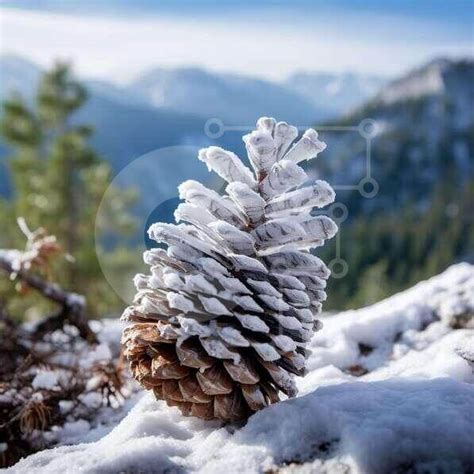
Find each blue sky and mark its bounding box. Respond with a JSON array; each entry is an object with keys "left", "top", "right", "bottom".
[{"left": 1, "top": 0, "right": 472, "bottom": 82}]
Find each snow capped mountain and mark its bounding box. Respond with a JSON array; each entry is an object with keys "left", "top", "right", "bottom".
[
  {"left": 377, "top": 57, "right": 469, "bottom": 105},
  {"left": 285, "top": 71, "right": 386, "bottom": 115},
  {"left": 9, "top": 263, "right": 474, "bottom": 473},
  {"left": 127, "top": 67, "right": 330, "bottom": 123},
  {"left": 371, "top": 57, "right": 474, "bottom": 149},
  {"left": 372, "top": 57, "right": 474, "bottom": 133},
  {"left": 313, "top": 57, "right": 474, "bottom": 215},
  {"left": 83, "top": 79, "right": 149, "bottom": 109}
]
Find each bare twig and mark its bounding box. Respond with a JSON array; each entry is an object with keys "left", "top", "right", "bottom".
[{"left": 0, "top": 253, "right": 97, "bottom": 343}]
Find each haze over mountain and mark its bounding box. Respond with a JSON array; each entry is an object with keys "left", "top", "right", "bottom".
[
  {"left": 1, "top": 55, "right": 472, "bottom": 223},
  {"left": 285, "top": 71, "right": 386, "bottom": 115},
  {"left": 0, "top": 55, "right": 388, "bottom": 125},
  {"left": 127, "top": 67, "right": 328, "bottom": 124},
  {"left": 0, "top": 54, "right": 390, "bottom": 203}
]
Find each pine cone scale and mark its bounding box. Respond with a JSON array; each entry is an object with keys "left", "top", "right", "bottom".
[{"left": 196, "top": 364, "right": 234, "bottom": 395}]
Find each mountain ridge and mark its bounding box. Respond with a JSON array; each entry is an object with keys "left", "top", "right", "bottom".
[
  {"left": 285, "top": 70, "right": 386, "bottom": 115},
  {"left": 127, "top": 65, "right": 328, "bottom": 123},
  {"left": 314, "top": 56, "right": 474, "bottom": 212}
]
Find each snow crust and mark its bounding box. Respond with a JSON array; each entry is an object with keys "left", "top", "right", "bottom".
[{"left": 9, "top": 264, "right": 474, "bottom": 474}]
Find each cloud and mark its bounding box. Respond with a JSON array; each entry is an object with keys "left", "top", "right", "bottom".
[{"left": 0, "top": 6, "right": 472, "bottom": 83}]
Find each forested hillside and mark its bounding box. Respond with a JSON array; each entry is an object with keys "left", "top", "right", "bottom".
[{"left": 316, "top": 58, "right": 474, "bottom": 308}]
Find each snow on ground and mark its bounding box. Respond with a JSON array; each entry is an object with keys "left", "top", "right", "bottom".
[{"left": 7, "top": 264, "right": 474, "bottom": 474}]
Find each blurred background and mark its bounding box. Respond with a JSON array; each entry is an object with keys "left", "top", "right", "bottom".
[{"left": 0, "top": 0, "right": 473, "bottom": 321}]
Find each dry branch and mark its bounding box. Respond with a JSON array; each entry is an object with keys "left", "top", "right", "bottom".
[{"left": 0, "top": 251, "right": 97, "bottom": 343}]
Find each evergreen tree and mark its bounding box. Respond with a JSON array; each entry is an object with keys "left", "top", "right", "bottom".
[
  {"left": 323, "top": 179, "right": 474, "bottom": 310},
  {"left": 0, "top": 62, "right": 138, "bottom": 318}
]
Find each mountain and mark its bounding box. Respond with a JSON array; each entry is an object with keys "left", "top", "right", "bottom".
[
  {"left": 127, "top": 67, "right": 330, "bottom": 124},
  {"left": 312, "top": 57, "right": 474, "bottom": 214},
  {"left": 83, "top": 79, "right": 149, "bottom": 110},
  {"left": 376, "top": 57, "right": 472, "bottom": 107},
  {"left": 285, "top": 71, "right": 386, "bottom": 116},
  {"left": 314, "top": 57, "right": 474, "bottom": 308},
  {"left": 0, "top": 55, "right": 375, "bottom": 216}
]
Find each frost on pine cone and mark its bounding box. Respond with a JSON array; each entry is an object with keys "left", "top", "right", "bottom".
[{"left": 121, "top": 117, "right": 338, "bottom": 421}]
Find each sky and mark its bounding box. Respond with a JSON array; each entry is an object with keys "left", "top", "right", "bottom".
[{"left": 0, "top": 0, "right": 473, "bottom": 83}]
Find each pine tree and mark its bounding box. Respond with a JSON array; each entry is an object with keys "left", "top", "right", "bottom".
[
  {"left": 122, "top": 117, "right": 337, "bottom": 421},
  {"left": 0, "top": 62, "right": 137, "bottom": 318}
]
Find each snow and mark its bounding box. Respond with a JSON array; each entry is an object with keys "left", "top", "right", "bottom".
[
  {"left": 58, "top": 400, "right": 74, "bottom": 415},
  {"left": 78, "top": 343, "right": 112, "bottom": 369},
  {"left": 177, "top": 180, "right": 246, "bottom": 228},
  {"left": 57, "top": 420, "right": 91, "bottom": 444},
  {"left": 235, "top": 314, "right": 269, "bottom": 333},
  {"left": 198, "top": 295, "right": 232, "bottom": 316},
  {"left": 8, "top": 264, "right": 474, "bottom": 473},
  {"left": 79, "top": 392, "right": 104, "bottom": 410},
  {"left": 198, "top": 147, "right": 256, "bottom": 189},
  {"left": 284, "top": 128, "right": 326, "bottom": 164},
  {"left": 226, "top": 182, "right": 265, "bottom": 225},
  {"left": 0, "top": 249, "right": 22, "bottom": 275},
  {"left": 200, "top": 337, "right": 240, "bottom": 364},
  {"left": 31, "top": 370, "right": 59, "bottom": 390},
  {"left": 265, "top": 180, "right": 335, "bottom": 217},
  {"left": 243, "top": 129, "right": 278, "bottom": 174},
  {"left": 260, "top": 159, "right": 307, "bottom": 199},
  {"left": 379, "top": 59, "right": 446, "bottom": 105}
]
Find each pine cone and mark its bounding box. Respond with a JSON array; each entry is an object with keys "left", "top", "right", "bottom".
[{"left": 121, "top": 117, "right": 338, "bottom": 421}]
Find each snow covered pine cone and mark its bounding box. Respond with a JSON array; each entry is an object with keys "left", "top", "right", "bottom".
[{"left": 121, "top": 117, "right": 338, "bottom": 421}]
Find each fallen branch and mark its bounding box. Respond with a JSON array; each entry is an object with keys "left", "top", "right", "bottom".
[{"left": 0, "top": 251, "right": 97, "bottom": 343}]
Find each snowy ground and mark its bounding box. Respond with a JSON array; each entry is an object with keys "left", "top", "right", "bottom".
[{"left": 7, "top": 264, "right": 474, "bottom": 474}]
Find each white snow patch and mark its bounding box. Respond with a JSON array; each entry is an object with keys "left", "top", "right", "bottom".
[
  {"left": 79, "top": 343, "right": 112, "bottom": 369},
  {"left": 79, "top": 392, "right": 104, "bottom": 410},
  {"left": 31, "top": 370, "right": 59, "bottom": 390}
]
